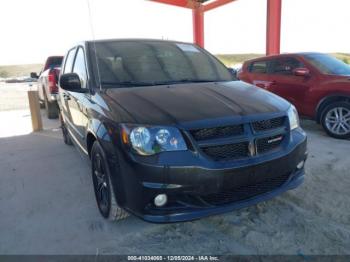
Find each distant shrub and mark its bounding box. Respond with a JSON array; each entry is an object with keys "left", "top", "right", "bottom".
[
  {"left": 342, "top": 58, "right": 349, "bottom": 64},
  {"left": 0, "top": 70, "right": 9, "bottom": 78},
  {"left": 216, "top": 54, "right": 263, "bottom": 67}
]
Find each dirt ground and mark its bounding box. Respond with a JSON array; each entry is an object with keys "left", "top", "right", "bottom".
[{"left": 0, "top": 83, "right": 349, "bottom": 255}]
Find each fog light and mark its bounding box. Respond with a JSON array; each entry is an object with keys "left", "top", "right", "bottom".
[
  {"left": 154, "top": 194, "right": 167, "bottom": 207},
  {"left": 297, "top": 160, "right": 305, "bottom": 169}
]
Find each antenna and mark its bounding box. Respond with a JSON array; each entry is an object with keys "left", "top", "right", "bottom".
[{"left": 86, "top": 0, "right": 102, "bottom": 91}]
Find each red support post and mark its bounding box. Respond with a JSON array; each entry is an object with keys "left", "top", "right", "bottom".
[
  {"left": 266, "top": 0, "right": 282, "bottom": 55},
  {"left": 150, "top": 0, "right": 236, "bottom": 48},
  {"left": 193, "top": 7, "right": 204, "bottom": 47}
]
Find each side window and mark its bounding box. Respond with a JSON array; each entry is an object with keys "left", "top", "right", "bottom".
[
  {"left": 250, "top": 61, "right": 268, "bottom": 74},
  {"left": 72, "top": 48, "right": 88, "bottom": 88},
  {"left": 270, "top": 58, "right": 304, "bottom": 75},
  {"left": 63, "top": 48, "right": 76, "bottom": 74}
]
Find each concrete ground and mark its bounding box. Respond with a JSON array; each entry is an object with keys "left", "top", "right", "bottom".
[{"left": 0, "top": 83, "right": 349, "bottom": 255}]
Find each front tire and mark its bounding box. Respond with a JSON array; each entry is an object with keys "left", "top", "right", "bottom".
[
  {"left": 321, "top": 101, "right": 350, "bottom": 139},
  {"left": 91, "top": 141, "right": 128, "bottom": 221}
]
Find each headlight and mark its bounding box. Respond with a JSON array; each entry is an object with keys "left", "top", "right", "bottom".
[
  {"left": 287, "top": 105, "right": 300, "bottom": 130},
  {"left": 121, "top": 124, "right": 187, "bottom": 156}
]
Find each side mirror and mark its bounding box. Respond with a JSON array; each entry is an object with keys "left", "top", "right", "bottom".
[
  {"left": 228, "top": 67, "right": 240, "bottom": 80},
  {"left": 228, "top": 68, "right": 237, "bottom": 77},
  {"left": 30, "top": 72, "right": 39, "bottom": 79},
  {"left": 293, "top": 68, "right": 310, "bottom": 77},
  {"left": 59, "top": 73, "right": 86, "bottom": 93}
]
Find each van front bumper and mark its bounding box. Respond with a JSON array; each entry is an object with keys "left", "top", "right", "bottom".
[{"left": 116, "top": 128, "right": 307, "bottom": 223}]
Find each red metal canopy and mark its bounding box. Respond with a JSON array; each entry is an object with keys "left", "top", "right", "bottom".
[{"left": 149, "top": 0, "right": 282, "bottom": 55}]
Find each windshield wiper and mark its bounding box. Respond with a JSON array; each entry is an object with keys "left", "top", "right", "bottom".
[
  {"left": 101, "top": 81, "right": 155, "bottom": 87},
  {"left": 101, "top": 79, "right": 228, "bottom": 88},
  {"left": 152, "top": 79, "right": 224, "bottom": 85}
]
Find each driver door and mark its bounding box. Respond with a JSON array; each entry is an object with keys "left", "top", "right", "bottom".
[{"left": 266, "top": 57, "right": 311, "bottom": 114}]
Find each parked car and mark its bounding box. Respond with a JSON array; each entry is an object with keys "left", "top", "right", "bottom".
[
  {"left": 5, "top": 78, "right": 22, "bottom": 83},
  {"left": 58, "top": 39, "right": 307, "bottom": 223},
  {"left": 31, "top": 56, "right": 63, "bottom": 119},
  {"left": 239, "top": 53, "right": 350, "bottom": 139},
  {"left": 4, "top": 76, "right": 37, "bottom": 83},
  {"left": 230, "top": 63, "right": 243, "bottom": 79}
]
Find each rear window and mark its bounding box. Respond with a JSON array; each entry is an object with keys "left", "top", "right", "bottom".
[
  {"left": 250, "top": 61, "right": 267, "bottom": 73},
  {"left": 45, "top": 57, "right": 63, "bottom": 70}
]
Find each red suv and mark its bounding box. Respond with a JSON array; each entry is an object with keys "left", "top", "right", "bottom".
[{"left": 239, "top": 53, "right": 350, "bottom": 139}]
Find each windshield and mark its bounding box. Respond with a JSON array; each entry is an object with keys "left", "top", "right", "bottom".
[
  {"left": 89, "top": 40, "right": 235, "bottom": 87},
  {"left": 303, "top": 53, "right": 350, "bottom": 76}
]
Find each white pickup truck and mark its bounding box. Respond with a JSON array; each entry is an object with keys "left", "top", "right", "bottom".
[{"left": 31, "top": 56, "right": 63, "bottom": 119}]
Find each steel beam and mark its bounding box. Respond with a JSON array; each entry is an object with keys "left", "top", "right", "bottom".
[
  {"left": 149, "top": 0, "right": 199, "bottom": 9},
  {"left": 202, "top": 0, "right": 235, "bottom": 12},
  {"left": 150, "top": 0, "right": 239, "bottom": 48}
]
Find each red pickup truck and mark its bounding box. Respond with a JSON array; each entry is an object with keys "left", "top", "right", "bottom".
[{"left": 31, "top": 56, "right": 63, "bottom": 119}]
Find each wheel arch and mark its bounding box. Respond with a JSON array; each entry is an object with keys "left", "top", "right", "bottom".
[
  {"left": 315, "top": 94, "right": 350, "bottom": 123},
  {"left": 85, "top": 119, "right": 127, "bottom": 206},
  {"left": 86, "top": 132, "right": 96, "bottom": 158}
]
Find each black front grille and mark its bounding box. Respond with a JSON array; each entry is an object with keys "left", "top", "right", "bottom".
[
  {"left": 252, "top": 116, "right": 285, "bottom": 132},
  {"left": 200, "top": 172, "right": 290, "bottom": 205},
  {"left": 189, "top": 116, "right": 287, "bottom": 162},
  {"left": 190, "top": 125, "right": 244, "bottom": 141},
  {"left": 257, "top": 134, "right": 284, "bottom": 154},
  {"left": 201, "top": 142, "right": 249, "bottom": 161}
]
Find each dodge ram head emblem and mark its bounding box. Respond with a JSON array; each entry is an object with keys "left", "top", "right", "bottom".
[{"left": 248, "top": 141, "right": 256, "bottom": 156}]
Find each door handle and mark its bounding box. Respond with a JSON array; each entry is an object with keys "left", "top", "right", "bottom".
[
  {"left": 256, "top": 83, "right": 265, "bottom": 89},
  {"left": 63, "top": 93, "right": 71, "bottom": 101}
]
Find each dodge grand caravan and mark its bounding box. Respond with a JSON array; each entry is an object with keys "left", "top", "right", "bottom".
[{"left": 58, "top": 39, "right": 307, "bottom": 223}]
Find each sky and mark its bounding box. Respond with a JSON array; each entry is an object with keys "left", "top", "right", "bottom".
[{"left": 0, "top": 0, "right": 349, "bottom": 65}]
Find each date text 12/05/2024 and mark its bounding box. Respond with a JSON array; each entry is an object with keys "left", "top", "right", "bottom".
[{"left": 127, "top": 256, "right": 219, "bottom": 261}]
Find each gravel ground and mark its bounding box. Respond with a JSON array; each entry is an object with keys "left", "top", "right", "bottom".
[
  {"left": 0, "top": 83, "right": 349, "bottom": 255},
  {"left": 0, "top": 82, "right": 35, "bottom": 111}
]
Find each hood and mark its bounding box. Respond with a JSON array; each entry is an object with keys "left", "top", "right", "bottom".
[{"left": 105, "top": 81, "right": 290, "bottom": 126}]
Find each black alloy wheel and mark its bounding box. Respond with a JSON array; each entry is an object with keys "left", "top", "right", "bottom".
[
  {"left": 92, "top": 151, "right": 111, "bottom": 217},
  {"left": 91, "top": 141, "right": 128, "bottom": 221}
]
